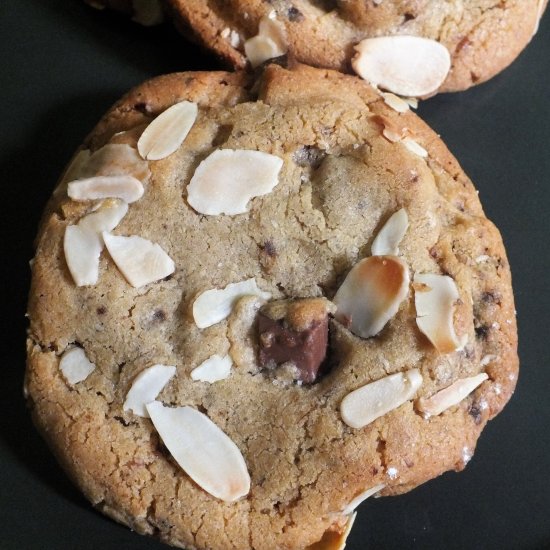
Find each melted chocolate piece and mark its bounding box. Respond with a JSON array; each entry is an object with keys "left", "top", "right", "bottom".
[{"left": 258, "top": 298, "right": 331, "bottom": 383}]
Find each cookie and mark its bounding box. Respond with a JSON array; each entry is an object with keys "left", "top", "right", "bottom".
[
  {"left": 165, "top": 0, "right": 547, "bottom": 94},
  {"left": 25, "top": 63, "right": 518, "bottom": 549}
]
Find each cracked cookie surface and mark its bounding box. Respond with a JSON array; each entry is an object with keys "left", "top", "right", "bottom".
[{"left": 26, "top": 64, "right": 517, "bottom": 549}]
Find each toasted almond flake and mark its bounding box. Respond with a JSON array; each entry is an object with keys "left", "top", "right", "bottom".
[
  {"left": 103, "top": 232, "right": 175, "bottom": 288},
  {"left": 382, "top": 92, "right": 409, "bottom": 113},
  {"left": 307, "top": 513, "right": 357, "bottom": 550},
  {"left": 132, "top": 0, "right": 164, "bottom": 26},
  {"left": 68, "top": 175, "right": 144, "bottom": 203},
  {"left": 404, "top": 97, "right": 418, "bottom": 109},
  {"left": 414, "top": 273, "right": 460, "bottom": 353},
  {"left": 382, "top": 127, "right": 403, "bottom": 143},
  {"left": 123, "top": 364, "right": 176, "bottom": 417},
  {"left": 193, "top": 278, "right": 271, "bottom": 329},
  {"left": 341, "top": 484, "right": 385, "bottom": 515},
  {"left": 59, "top": 347, "right": 95, "bottom": 385},
  {"left": 64, "top": 225, "right": 103, "bottom": 286},
  {"left": 146, "top": 402, "right": 250, "bottom": 502},
  {"left": 334, "top": 256, "right": 410, "bottom": 339},
  {"left": 341, "top": 369, "right": 422, "bottom": 429},
  {"left": 191, "top": 354, "right": 232, "bottom": 383},
  {"left": 417, "top": 373, "right": 488, "bottom": 417},
  {"left": 402, "top": 137, "right": 428, "bottom": 158},
  {"left": 187, "top": 149, "right": 283, "bottom": 216},
  {"left": 78, "top": 199, "right": 128, "bottom": 235},
  {"left": 371, "top": 209, "right": 408, "bottom": 256},
  {"left": 352, "top": 36, "right": 451, "bottom": 97},
  {"left": 244, "top": 15, "right": 287, "bottom": 67},
  {"left": 138, "top": 101, "right": 198, "bottom": 161},
  {"left": 76, "top": 143, "right": 150, "bottom": 182}
]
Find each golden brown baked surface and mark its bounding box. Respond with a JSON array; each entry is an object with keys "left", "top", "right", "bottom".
[{"left": 26, "top": 64, "right": 517, "bottom": 549}]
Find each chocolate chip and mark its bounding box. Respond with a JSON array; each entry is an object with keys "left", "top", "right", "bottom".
[
  {"left": 153, "top": 309, "right": 166, "bottom": 322},
  {"left": 260, "top": 240, "right": 278, "bottom": 273},
  {"left": 258, "top": 298, "right": 332, "bottom": 383},
  {"left": 134, "top": 101, "right": 153, "bottom": 114},
  {"left": 469, "top": 403, "right": 483, "bottom": 425},
  {"left": 481, "top": 291, "right": 501, "bottom": 305},
  {"left": 96, "top": 306, "right": 107, "bottom": 315},
  {"left": 475, "top": 324, "right": 490, "bottom": 340},
  {"left": 287, "top": 6, "right": 304, "bottom": 21},
  {"left": 262, "top": 240, "right": 277, "bottom": 257},
  {"left": 293, "top": 145, "right": 326, "bottom": 168}
]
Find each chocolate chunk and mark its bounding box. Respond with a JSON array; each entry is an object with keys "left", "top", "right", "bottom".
[
  {"left": 258, "top": 298, "right": 334, "bottom": 383},
  {"left": 292, "top": 145, "right": 326, "bottom": 168},
  {"left": 475, "top": 324, "right": 490, "bottom": 340},
  {"left": 469, "top": 403, "right": 483, "bottom": 425},
  {"left": 287, "top": 6, "right": 304, "bottom": 21}
]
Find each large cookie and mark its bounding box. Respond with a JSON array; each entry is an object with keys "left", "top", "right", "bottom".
[
  {"left": 165, "top": 0, "right": 546, "bottom": 94},
  {"left": 26, "top": 64, "right": 518, "bottom": 549}
]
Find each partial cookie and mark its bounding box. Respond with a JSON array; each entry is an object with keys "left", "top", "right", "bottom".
[
  {"left": 26, "top": 64, "right": 518, "bottom": 549},
  {"left": 166, "top": 0, "right": 547, "bottom": 94}
]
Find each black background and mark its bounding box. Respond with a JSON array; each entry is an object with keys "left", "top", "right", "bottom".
[{"left": 2, "top": 2, "right": 549, "bottom": 549}]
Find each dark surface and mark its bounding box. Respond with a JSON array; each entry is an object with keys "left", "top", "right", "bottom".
[{"left": 1, "top": 1, "right": 549, "bottom": 549}]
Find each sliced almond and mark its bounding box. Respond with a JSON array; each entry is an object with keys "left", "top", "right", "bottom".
[
  {"left": 77, "top": 143, "right": 150, "bottom": 182},
  {"left": 123, "top": 364, "right": 176, "bottom": 418},
  {"left": 371, "top": 114, "right": 409, "bottom": 143},
  {"left": 341, "top": 483, "right": 385, "bottom": 515},
  {"left": 307, "top": 512, "right": 357, "bottom": 550},
  {"left": 64, "top": 225, "right": 103, "bottom": 286},
  {"left": 371, "top": 209, "right": 409, "bottom": 256},
  {"left": 414, "top": 273, "right": 460, "bottom": 353},
  {"left": 381, "top": 92, "right": 409, "bottom": 113},
  {"left": 68, "top": 175, "right": 144, "bottom": 203},
  {"left": 103, "top": 232, "right": 175, "bottom": 288},
  {"left": 402, "top": 137, "right": 428, "bottom": 158},
  {"left": 78, "top": 199, "right": 128, "bottom": 235},
  {"left": 244, "top": 15, "right": 287, "bottom": 68},
  {"left": 352, "top": 36, "right": 451, "bottom": 97},
  {"left": 340, "top": 369, "right": 422, "bottom": 429},
  {"left": 334, "top": 256, "right": 410, "bottom": 339},
  {"left": 191, "top": 354, "right": 232, "bottom": 383},
  {"left": 187, "top": 149, "right": 283, "bottom": 215},
  {"left": 59, "top": 347, "right": 95, "bottom": 385},
  {"left": 416, "top": 373, "right": 488, "bottom": 417},
  {"left": 193, "top": 278, "right": 271, "bottom": 329},
  {"left": 64, "top": 201, "right": 128, "bottom": 287},
  {"left": 146, "top": 402, "right": 250, "bottom": 502},
  {"left": 137, "top": 101, "right": 198, "bottom": 161}
]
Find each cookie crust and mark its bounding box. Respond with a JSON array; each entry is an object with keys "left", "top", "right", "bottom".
[{"left": 26, "top": 64, "right": 518, "bottom": 549}]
